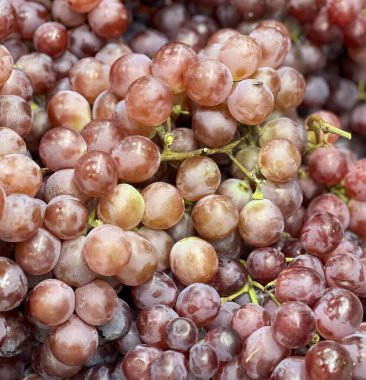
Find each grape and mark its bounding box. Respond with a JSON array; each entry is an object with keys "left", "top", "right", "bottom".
[
  {"left": 69, "top": 24, "right": 104, "bottom": 58},
  {"left": 271, "top": 301, "right": 316, "bottom": 349},
  {"left": 67, "top": 0, "right": 101, "bottom": 13},
  {"left": 131, "top": 271, "right": 178, "bottom": 309},
  {"left": 207, "top": 28, "right": 239, "bottom": 45},
  {"left": 51, "top": 0, "right": 86, "bottom": 28},
  {"left": 325, "top": 254, "right": 364, "bottom": 292},
  {"left": 0, "top": 258, "right": 28, "bottom": 312},
  {"left": 313, "top": 288, "right": 363, "bottom": 340},
  {"left": 0, "top": 68, "right": 33, "bottom": 102},
  {"left": 131, "top": 29, "right": 169, "bottom": 59},
  {"left": 137, "top": 227, "right": 174, "bottom": 271},
  {"left": 176, "top": 156, "right": 221, "bottom": 201},
  {"left": 208, "top": 258, "right": 247, "bottom": 297},
  {"left": 115, "top": 322, "right": 141, "bottom": 355},
  {"left": 356, "top": 258, "right": 366, "bottom": 298},
  {"left": 349, "top": 199, "right": 366, "bottom": 239},
  {"left": 81, "top": 119, "right": 122, "bottom": 153},
  {"left": 92, "top": 91, "right": 120, "bottom": 119},
  {"left": 241, "top": 326, "right": 290, "bottom": 380},
  {"left": 251, "top": 66, "right": 281, "bottom": 96},
  {"left": 33, "top": 22, "right": 68, "bottom": 58},
  {"left": 47, "top": 90, "right": 91, "bottom": 131},
  {"left": 69, "top": 58, "right": 109, "bottom": 104},
  {"left": 214, "top": 357, "right": 250, "bottom": 380},
  {"left": 97, "top": 298, "right": 131, "bottom": 341},
  {"left": 0, "top": 95, "right": 32, "bottom": 138},
  {"left": 350, "top": 103, "right": 366, "bottom": 136},
  {"left": 125, "top": 75, "right": 173, "bottom": 126},
  {"left": 305, "top": 340, "right": 352, "bottom": 380},
  {"left": 167, "top": 212, "right": 195, "bottom": 242},
  {"left": 15, "top": 228, "right": 61, "bottom": 276},
  {"left": 184, "top": 59, "right": 233, "bottom": 106},
  {"left": 121, "top": 344, "right": 162, "bottom": 380},
  {"left": 227, "top": 79, "right": 274, "bottom": 125},
  {"left": 0, "top": 45, "right": 13, "bottom": 86},
  {"left": 340, "top": 333, "right": 366, "bottom": 380},
  {"left": 189, "top": 342, "right": 219, "bottom": 379},
  {"left": 136, "top": 304, "right": 178, "bottom": 348},
  {"left": 87, "top": 0, "right": 128, "bottom": 38},
  {"left": 52, "top": 50, "right": 78, "bottom": 80},
  {"left": 288, "top": 0, "right": 323, "bottom": 22},
  {"left": 192, "top": 104, "right": 237, "bottom": 148},
  {"left": 73, "top": 151, "right": 118, "bottom": 197},
  {"left": 288, "top": 254, "right": 325, "bottom": 280},
  {"left": 44, "top": 195, "right": 88, "bottom": 240},
  {"left": 16, "top": 52, "right": 56, "bottom": 94},
  {"left": 230, "top": 304, "right": 270, "bottom": 341},
  {"left": 112, "top": 100, "right": 156, "bottom": 139},
  {"left": 343, "top": 15, "right": 366, "bottom": 48},
  {"left": 238, "top": 199, "right": 284, "bottom": 247},
  {"left": 111, "top": 136, "right": 161, "bottom": 183},
  {"left": 17, "top": 1, "right": 50, "bottom": 40},
  {"left": 275, "top": 267, "right": 325, "bottom": 306},
  {"left": 259, "top": 138, "right": 301, "bottom": 183},
  {"left": 48, "top": 314, "right": 98, "bottom": 366},
  {"left": 54, "top": 237, "right": 96, "bottom": 287},
  {"left": 0, "top": 310, "right": 31, "bottom": 357},
  {"left": 141, "top": 182, "right": 185, "bottom": 230},
  {"left": 249, "top": 25, "right": 289, "bottom": 68},
  {"left": 192, "top": 195, "right": 239, "bottom": 240},
  {"left": 83, "top": 224, "right": 132, "bottom": 277},
  {"left": 115, "top": 231, "right": 158, "bottom": 286},
  {"left": 42, "top": 339, "right": 82, "bottom": 378},
  {"left": 323, "top": 237, "right": 363, "bottom": 264},
  {"left": 75, "top": 279, "right": 118, "bottom": 326},
  {"left": 97, "top": 183, "right": 145, "bottom": 231},
  {"left": 246, "top": 247, "right": 286, "bottom": 284},
  {"left": 345, "top": 160, "right": 366, "bottom": 201},
  {"left": 217, "top": 178, "right": 253, "bottom": 211},
  {"left": 0, "top": 154, "right": 42, "bottom": 197},
  {"left": 270, "top": 357, "right": 307, "bottom": 380},
  {"left": 109, "top": 53, "right": 151, "bottom": 98},
  {"left": 170, "top": 237, "right": 218, "bottom": 285},
  {"left": 259, "top": 117, "right": 308, "bottom": 156},
  {"left": 218, "top": 34, "right": 261, "bottom": 80},
  {"left": 175, "top": 283, "right": 220, "bottom": 327},
  {"left": 165, "top": 317, "right": 198, "bottom": 352},
  {"left": 308, "top": 147, "right": 347, "bottom": 186},
  {"left": 261, "top": 179, "right": 303, "bottom": 218},
  {"left": 150, "top": 350, "right": 189, "bottom": 380},
  {"left": 44, "top": 169, "right": 89, "bottom": 204},
  {"left": 306, "top": 193, "right": 350, "bottom": 229},
  {"left": 0, "top": 194, "right": 42, "bottom": 243},
  {"left": 0, "top": 0, "right": 17, "bottom": 40},
  {"left": 300, "top": 212, "right": 343, "bottom": 257},
  {"left": 204, "top": 327, "right": 242, "bottom": 362},
  {"left": 28, "top": 279, "right": 75, "bottom": 327},
  {"left": 152, "top": 42, "right": 198, "bottom": 94}
]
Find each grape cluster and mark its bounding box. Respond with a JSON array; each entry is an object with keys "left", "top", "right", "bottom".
[{"left": 0, "top": 0, "right": 366, "bottom": 379}]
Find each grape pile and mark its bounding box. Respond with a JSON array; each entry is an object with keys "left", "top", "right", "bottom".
[{"left": 0, "top": 0, "right": 366, "bottom": 379}]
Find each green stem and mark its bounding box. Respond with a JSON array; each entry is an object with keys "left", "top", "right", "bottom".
[
  {"left": 220, "top": 282, "right": 250, "bottom": 303},
  {"left": 160, "top": 136, "right": 246, "bottom": 161},
  {"left": 286, "top": 257, "right": 294, "bottom": 263},
  {"left": 358, "top": 80, "right": 366, "bottom": 101},
  {"left": 229, "top": 154, "right": 263, "bottom": 189},
  {"left": 88, "top": 209, "right": 103, "bottom": 229},
  {"left": 41, "top": 167, "right": 52, "bottom": 176},
  {"left": 252, "top": 281, "right": 281, "bottom": 306},
  {"left": 307, "top": 115, "right": 351, "bottom": 142}
]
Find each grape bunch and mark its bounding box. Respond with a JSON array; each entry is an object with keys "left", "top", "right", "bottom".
[{"left": 0, "top": 0, "right": 366, "bottom": 379}]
